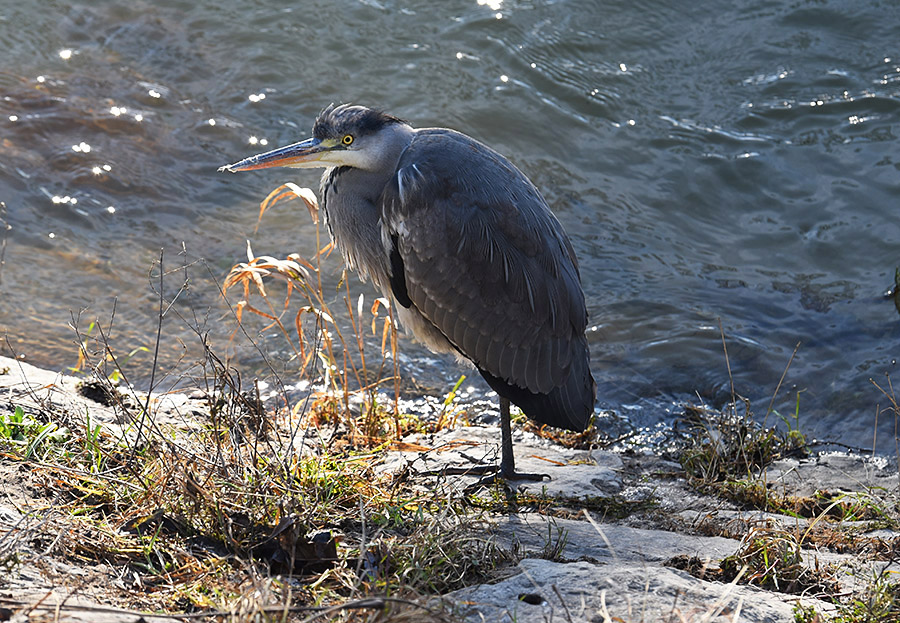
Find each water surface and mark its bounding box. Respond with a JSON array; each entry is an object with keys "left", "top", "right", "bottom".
[{"left": 1, "top": 0, "right": 898, "bottom": 450}]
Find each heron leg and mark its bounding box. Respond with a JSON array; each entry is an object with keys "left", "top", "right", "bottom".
[
  {"left": 463, "top": 397, "right": 549, "bottom": 491},
  {"left": 499, "top": 396, "right": 516, "bottom": 477}
]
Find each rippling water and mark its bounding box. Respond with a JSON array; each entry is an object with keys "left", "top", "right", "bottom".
[{"left": 1, "top": 0, "right": 898, "bottom": 451}]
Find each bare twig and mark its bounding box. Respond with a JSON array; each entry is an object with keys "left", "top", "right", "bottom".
[
  {"left": 763, "top": 341, "right": 802, "bottom": 428},
  {"left": 0, "top": 201, "right": 8, "bottom": 287},
  {"left": 718, "top": 318, "right": 735, "bottom": 418}
]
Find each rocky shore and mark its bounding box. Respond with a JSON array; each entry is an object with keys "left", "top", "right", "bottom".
[{"left": 1, "top": 355, "right": 898, "bottom": 622}]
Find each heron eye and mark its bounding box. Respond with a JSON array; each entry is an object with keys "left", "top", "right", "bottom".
[{"left": 342, "top": 134, "right": 354, "bottom": 146}]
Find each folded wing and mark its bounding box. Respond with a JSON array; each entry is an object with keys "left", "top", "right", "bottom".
[{"left": 380, "top": 129, "right": 595, "bottom": 430}]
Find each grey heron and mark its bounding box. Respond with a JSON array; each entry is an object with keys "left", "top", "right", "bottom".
[{"left": 220, "top": 104, "right": 596, "bottom": 480}]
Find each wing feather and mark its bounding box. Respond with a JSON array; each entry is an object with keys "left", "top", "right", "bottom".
[{"left": 380, "top": 128, "right": 594, "bottom": 428}]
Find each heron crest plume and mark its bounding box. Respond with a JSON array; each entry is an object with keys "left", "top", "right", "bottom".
[{"left": 312, "top": 104, "right": 405, "bottom": 141}]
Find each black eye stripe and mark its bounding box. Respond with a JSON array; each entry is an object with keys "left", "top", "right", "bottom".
[{"left": 312, "top": 105, "right": 405, "bottom": 141}]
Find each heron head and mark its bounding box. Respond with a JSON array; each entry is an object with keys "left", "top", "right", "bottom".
[{"left": 219, "top": 104, "right": 410, "bottom": 173}]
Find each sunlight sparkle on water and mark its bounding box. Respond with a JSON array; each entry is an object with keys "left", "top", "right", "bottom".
[
  {"left": 148, "top": 89, "right": 161, "bottom": 98},
  {"left": 110, "top": 106, "right": 126, "bottom": 116},
  {"left": 456, "top": 51, "right": 479, "bottom": 61},
  {"left": 71, "top": 142, "right": 91, "bottom": 153},
  {"left": 58, "top": 49, "right": 73, "bottom": 60},
  {"left": 106, "top": 206, "right": 116, "bottom": 214},
  {"left": 8, "top": 115, "right": 17, "bottom": 122},
  {"left": 208, "top": 118, "right": 216, "bottom": 126},
  {"left": 477, "top": 0, "right": 503, "bottom": 9},
  {"left": 248, "top": 93, "right": 266, "bottom": 103}
]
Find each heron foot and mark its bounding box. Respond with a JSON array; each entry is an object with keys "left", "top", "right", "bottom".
[{"left": 463, "top": 467, "right": 550, "bottom": 492}]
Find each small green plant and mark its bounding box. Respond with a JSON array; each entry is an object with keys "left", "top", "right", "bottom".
[
  {"left": 537, "top": 521, "right": 569, "bottom": 562},
  {"left": 835, "top": 568, "right": 900, "bottom": 622},
  {"left": 361, "top": 519, "right": 511, "bottom": 595},
  {"left": 793, "top": 602, "right": 822, "bottom": 622},
  {"left": 772, "top": 388, "right": 808, "bottom": 450},
  {"left": 793, "top": 567, "right": 900, "bottom": 622},
  {"left": 24, "top": 421, "right": 67, "bottom": 460},
  {"left": 685, "top": 329, "right": 808, "bottom": 486},
  {"left": 82, "top": 409, "right": 105, "bottom": 473},
  {"left": 719, "top": 525, "right": 837, "bottom": 596},
  {"left": 680, "top": 402, "right": 807, "bottom": 485},
  {"left": 0, "top": 405, "right": 26, "bottom": 441},
  {"left": 0, "top": 405, "right": 69, "bottom": 459},
  {"left": 436, "top": 374, "right": 466, "bottom": 430}
]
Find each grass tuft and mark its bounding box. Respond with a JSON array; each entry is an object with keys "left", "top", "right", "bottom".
[
  {"left": 0, "top": 184, "right": 513, "bottom": 619},
  {"left": 679, "top": 402, "right": 808, "bottom": 485},
  {"left": 718, "top": 524, "right": 839, "bottom": 596}
]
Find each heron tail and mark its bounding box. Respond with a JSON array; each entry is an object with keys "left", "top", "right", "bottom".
[{"left": 478, "top": 345, "right": 596, "bottom": 432}]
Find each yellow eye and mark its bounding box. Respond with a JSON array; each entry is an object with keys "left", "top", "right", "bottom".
[{"left": 342, "top": 134, "right": 354, "bottom": 146}]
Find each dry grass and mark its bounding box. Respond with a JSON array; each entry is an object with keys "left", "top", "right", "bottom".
[
  {"left": 0, "top": 184, "right": 500, "bottom": 621},
  {"left": 0, "top": 332, "right": 480, "bottom": 621},
  {"left": 221, "top": 183, "right": 406, "bottom": 445}
]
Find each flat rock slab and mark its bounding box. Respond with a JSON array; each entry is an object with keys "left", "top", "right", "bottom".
[
  {"left": 0, "top": 356, "right": 120, "bottom": 423},
  {"left": 0, "top": 591, "right": 173, "bottom": 623},
  {"left": 448, "top": 558, "right": 800, "bottom": 623},
  {"left": 380, "top": 426, "right": 623, "bottom": 496},
  {"left": 765, "top": 453, "right": 899, "bottom": 499},
  {"left": 480, "top": 512, "right": 898, "bottom": 620},
  {"left": 0, "top": 355, "right": 211, "bottom": 434},
  {"left": 494, "top": 514, "right": 742, "bottom": 564}
]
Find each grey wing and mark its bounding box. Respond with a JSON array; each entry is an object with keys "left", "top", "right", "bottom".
[{"left": 380, "top": 129, "right": 594, "bottom": 429}]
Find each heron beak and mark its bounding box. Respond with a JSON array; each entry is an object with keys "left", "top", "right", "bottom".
[{"left": 218, "top": 137, "right": 333, "bottom": 172}]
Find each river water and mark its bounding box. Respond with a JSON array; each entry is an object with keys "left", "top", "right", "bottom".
[{"left": 1, "top": 0, "right": 898, "bottom": 451}]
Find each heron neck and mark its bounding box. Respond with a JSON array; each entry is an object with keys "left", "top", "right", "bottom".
[
  {"left": 319, "top": 166, "right": 391, "bottom": 290},
  {"left": 317, "top": 123, "right": 414, "bottom": 290}
]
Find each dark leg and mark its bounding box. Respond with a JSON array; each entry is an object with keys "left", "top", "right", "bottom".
[
  {"left": 499, "top": 396, "right": 515, "bottom": 477},
  {"left": 463, "top": 397, "right": 548, "bottom": 490}
]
